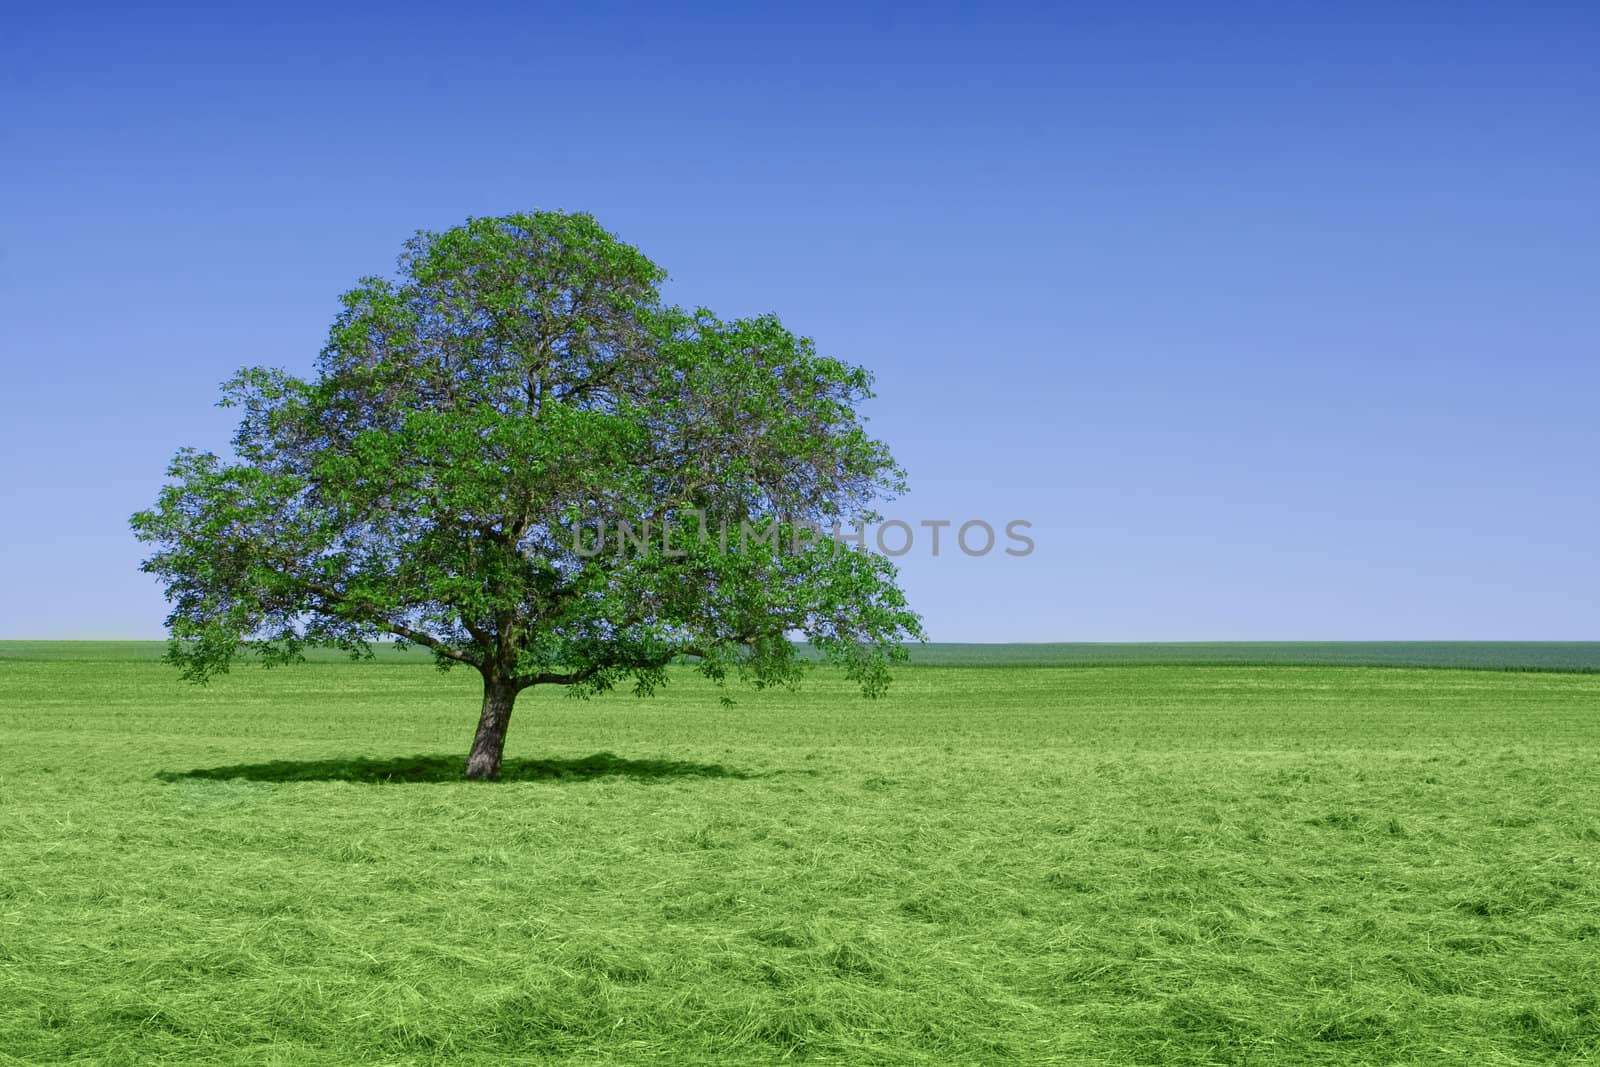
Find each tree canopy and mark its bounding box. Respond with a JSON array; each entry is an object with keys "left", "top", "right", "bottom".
[{"left": 132, "top": 211, "right": 922, "bottom": 777}]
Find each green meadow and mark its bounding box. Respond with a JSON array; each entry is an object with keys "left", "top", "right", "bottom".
[{"left": 2, "top": 643, "right": 1598, "bottom": 1065}]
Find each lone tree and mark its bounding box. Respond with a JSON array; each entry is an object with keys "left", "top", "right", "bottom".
[{"left": 132, "top": 212, "right": 921, "bottom": 779}]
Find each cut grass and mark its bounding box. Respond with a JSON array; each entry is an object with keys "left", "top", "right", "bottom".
[{"left": 1, "top": 644, "right": 1598, "bottom": 1064}]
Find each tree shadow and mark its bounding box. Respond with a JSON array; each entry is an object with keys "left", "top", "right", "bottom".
[{"left": 156, "top": 751, "right": 759, "bottom": 785}]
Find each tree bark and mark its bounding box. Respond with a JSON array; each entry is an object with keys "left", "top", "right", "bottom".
[{"left": 465, "top": 676, "right": 519, "bottom": 780}]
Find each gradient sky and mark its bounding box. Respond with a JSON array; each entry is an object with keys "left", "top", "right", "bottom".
[{"left": 2, "top": 2, "right": 1596, "bottom": 641}]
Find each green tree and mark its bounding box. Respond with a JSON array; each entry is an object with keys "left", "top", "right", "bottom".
[{"left": 132, "top": 211, "right": 922, "bottom": 779}]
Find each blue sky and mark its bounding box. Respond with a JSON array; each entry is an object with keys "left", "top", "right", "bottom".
[{"left": 2, "top": 2, "right": 1596, "bottom": 641}]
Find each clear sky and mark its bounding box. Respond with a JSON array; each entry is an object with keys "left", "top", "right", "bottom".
[{"left": 2, "top": 2, "right": 1596, "bottom": 641}]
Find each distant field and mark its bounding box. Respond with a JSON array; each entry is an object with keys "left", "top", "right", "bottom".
[
  {"left": 2, "top": 643, "right": 1598, "bottom": 1064},
  {"left": 7, "top": 639, "right": 1599, "bottom": 672},
  {"left": 906, "top": 641, "right": 1600, "bottom": 671}
]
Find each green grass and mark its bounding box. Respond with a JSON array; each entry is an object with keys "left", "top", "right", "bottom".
[
  {"left": 7, "top": 639, "right": 1600, "bottom": 671},
  {"left": 899, "top": 641, "right": 1600, "bottom": 672},
  {"left": 2, "top": 643, "right": 1598, "bottom": 1064}
]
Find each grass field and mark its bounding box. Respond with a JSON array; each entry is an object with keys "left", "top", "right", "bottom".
[
  {"left": 8, "top": 639, "right": 1600, "bottom": 671},
  {"left": 2, "top": 643, "right": 1598, "bottom": 1064}
]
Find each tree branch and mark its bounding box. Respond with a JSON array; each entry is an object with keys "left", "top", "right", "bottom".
[
  {"left": 302, "top": 578, "right": 481, "bottom": 667},
  {"left": 374, "top": 619, "right": 480, "bottom": 665}
]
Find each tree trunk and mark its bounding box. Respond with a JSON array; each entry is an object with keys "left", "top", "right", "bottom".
[{"left": 465, "top": 676, "right": 519, "bottom": 780}]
